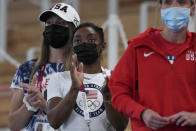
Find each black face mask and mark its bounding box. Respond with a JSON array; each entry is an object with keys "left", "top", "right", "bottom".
[
  {"left": 73, "top": 43, "right": 99, "bottom": 65},
  {"left": 43, "top": 24, "right": 69, "bottom": 48}
]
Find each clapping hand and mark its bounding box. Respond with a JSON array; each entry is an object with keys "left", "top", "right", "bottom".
[
  {"left": 70, "top": 54, "right": 84, "bottom": 91},
  {"left": 20, "top": 75, "right": 46, "bottom": 111}
]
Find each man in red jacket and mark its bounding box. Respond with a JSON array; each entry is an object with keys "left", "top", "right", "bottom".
[{"left": 109, "top": 0, "right": 196, "bottom": 131}]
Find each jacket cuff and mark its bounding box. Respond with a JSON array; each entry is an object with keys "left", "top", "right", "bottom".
[{"left": 131, "top": 106, "right": 147, "bottom": 121}]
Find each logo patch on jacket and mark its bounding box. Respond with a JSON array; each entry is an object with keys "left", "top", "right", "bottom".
[
  {"left": 144, "top": 51, "right": 155, "bottom": 57},
  {"left": 166, "top": 55, "right": 176, "bottom": 64},
  {"left": 186, "top": 50, "right": 196, "bottom": 61}
]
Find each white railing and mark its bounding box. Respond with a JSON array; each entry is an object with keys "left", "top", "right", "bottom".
[
  {"left": 102, "top": 0, "right": 127, "bottom": 70},
  {"left": 0, "top": 0, "right": 8, "bottom": 62},
  {"left": 0, "top": 128, "right": 9, "bottom": 131},
  {"left": 26, "top": 47, "right": 40, "bottom": 61},
  {"left": 0, "top": 0, "right": 21, "bottom": 68},
  {"left": 139, "top": 1, "right": 157, "bottom": 33},
  {"left": 0, "top": 51, "right": 20, "bottom": 68}
]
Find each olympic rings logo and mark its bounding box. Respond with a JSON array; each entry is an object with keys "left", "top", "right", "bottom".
[
  {"left": 78, "top": 100, "right": 101, "bottom": 111},
  {"left": 87, "top": 100, "right": 100, "bottom": 111}
]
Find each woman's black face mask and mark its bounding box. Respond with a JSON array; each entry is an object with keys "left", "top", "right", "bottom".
[
  {"left": 43, "top": 24, "right": 69, "bottom": 48},
  {"left": 73, "top": 43, "right": 99, "bottom": 65}
]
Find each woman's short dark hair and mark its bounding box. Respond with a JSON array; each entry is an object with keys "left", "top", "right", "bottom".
[{"left": 73, "top": 22, "right": 104, "bottom": 43}]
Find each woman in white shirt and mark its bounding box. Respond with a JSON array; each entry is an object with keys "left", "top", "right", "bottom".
[{"left": 47, "top": 22, "right": 128, "bottom": 131}]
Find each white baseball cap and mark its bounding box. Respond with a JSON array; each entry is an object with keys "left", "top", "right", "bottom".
[{"left": 39, "top": 3, "right": 80, "bottom": 27}]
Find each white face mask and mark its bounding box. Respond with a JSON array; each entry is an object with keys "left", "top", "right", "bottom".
[{"left": 161, "top": 7, "right": 190, "bottom": 32}]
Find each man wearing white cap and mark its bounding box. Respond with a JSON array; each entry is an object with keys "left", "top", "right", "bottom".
[{"left": 8, "top": 3, "right": 80, "bottom": 131}]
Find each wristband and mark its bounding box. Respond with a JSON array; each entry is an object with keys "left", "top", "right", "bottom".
[{"left": 23, "top": 95, "right": 38, "bottom": 112}]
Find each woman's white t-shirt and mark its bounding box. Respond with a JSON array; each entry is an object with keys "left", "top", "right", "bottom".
[{"left": 47, "top": 69, "right": 114, "bottom": 131}]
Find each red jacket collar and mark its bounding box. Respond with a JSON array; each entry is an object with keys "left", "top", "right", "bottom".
[{"left": 128, "top": 28, "right": 196, "bottom": 55}]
